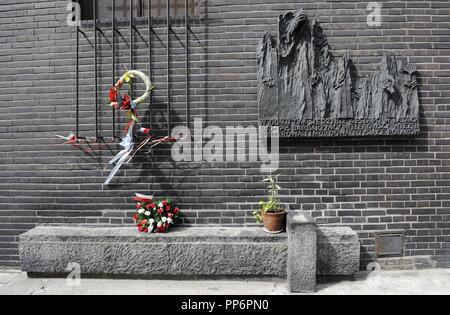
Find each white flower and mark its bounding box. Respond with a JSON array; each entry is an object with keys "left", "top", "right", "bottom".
[
  {"left": 167, "top": 218, "right": 173, "bottom": 224},
  {"left": 157, "top": 222, "right": 163, "bottom": 228},
  {"left": 149, "top": 219, "right": 155, "bottom": 224},
  {"left": 161, "top": 217, "right": 167, "bottom": 223},
  {"left": 138, "top": 209, "right": 145, "bottom": 214},
  {"left": 148, "top": 225, "right": 154, "bottom": 233},
  {"left": 145, "top": 211, "right": 151, "bottom": 216},
  {"left": 158, "top": 202, "right": 163, "bottom": 208}
]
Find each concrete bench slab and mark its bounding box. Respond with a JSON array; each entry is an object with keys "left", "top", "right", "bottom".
[
  {"left": 19, "top": 224, "right": 360, "bottom": 292},
  {"left": 20, "top": 226, "right": 288, "bottom": 277}
]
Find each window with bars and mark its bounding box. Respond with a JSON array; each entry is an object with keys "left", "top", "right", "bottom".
[
  {"left": 75, "top": 0, "right": 200, "bottom": 20},
  {"left": 74, "top": 0, "right": 193, "bottom": 140}
]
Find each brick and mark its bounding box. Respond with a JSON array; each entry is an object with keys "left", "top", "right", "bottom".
[{"left": 0, "top": 0, "right": 449, "bottom": 268}]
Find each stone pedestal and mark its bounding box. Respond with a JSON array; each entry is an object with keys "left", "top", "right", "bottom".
[
  {"left": 287, "top": 213, "right": 317, "bottom": 293},
  {"left": 317, "top": 227, "right": 360, "bottom": 276}
]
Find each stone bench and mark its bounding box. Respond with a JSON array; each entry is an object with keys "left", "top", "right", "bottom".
[
  {"left": 19, "top": 215, "right": 360, "bottom": 293},
  {"left": 20, "top": 226, "right": 288, "bottom": 278}
]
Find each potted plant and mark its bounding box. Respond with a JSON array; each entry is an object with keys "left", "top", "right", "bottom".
[{"left": 253, "top": 175, "right": 286, "bottom": 234}]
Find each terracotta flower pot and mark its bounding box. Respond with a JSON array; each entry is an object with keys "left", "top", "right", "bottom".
[{"left": 262, "top": 211, "right": 286, "bottom": 234}]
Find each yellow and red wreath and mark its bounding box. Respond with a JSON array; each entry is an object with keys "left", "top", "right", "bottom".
[{"left": 109, "top": 70, "right": 154, "bottom": 123}]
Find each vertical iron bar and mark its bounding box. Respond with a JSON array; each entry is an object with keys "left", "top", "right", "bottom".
[
  {"left": 185, "top": 0, "right": 189, "bottom": 129},
  {"left": 76, "top": 11, "right": 80, "bottom": 139},
  {"left": 167, "top": 0, "right": 171, "bottom": 136},
  {"left": 130, "top": 0, "right": 133, "bottom": 73},
  {"left": 112, "top": 0, "right": 116, "bottom": 139},
  {"left": 148, "top": 0, "right": 152, "bottom": 129},
  {"left": 94, "top": 0, "right": 99, "bottom": 139},
  {"left": 140, "top": 0, "right": 145, "bottom": 17}
]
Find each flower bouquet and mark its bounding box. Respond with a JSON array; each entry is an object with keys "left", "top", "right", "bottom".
[{"left": 132, "top": 193, "right": 181, "bottom": 233}]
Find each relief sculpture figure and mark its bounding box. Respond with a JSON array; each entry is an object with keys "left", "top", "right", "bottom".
[
  {"left": 257, "top": 32, "right": 278, "bottom": 120},
  {"left": 399, "top": 63, "right": 419, "bottom": 119},
  {"left": 277, "top": 11, "right": 313, "bottom": 120},
  {"left": 258, "top": 11, "right": 420, "bottom": 138}
]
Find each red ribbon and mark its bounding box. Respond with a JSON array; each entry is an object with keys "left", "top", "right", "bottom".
[
  {"left": 121, "top": 94, "right": 131, "bottom": 110},
  {"left": 109, "top": 87, "right": 119, "bottom": 103}
]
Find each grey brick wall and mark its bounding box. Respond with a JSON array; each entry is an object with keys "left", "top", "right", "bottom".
[{"left": 1, "top": 0, "right": 450, "bottom": 268}]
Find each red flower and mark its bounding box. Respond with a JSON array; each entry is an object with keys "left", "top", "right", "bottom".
[
  {"left": 143, "top": 228, "right": 149, "bottom": 233},
  {"left": 133, "top": 213, "right": 139, "bottom": 221},
  {"left": 157, "top": 208, "right": 164, "bottom": 214},
  {"left": 158, "top": 226, "right": 167, "bottom": 233},
  {"left": 166, "top": 206, "right": 171, "bottom": 211},
  {"left": 162, "top": 200, "right": 168, "bottom": 207},
  {"left": 146, "top": 204, "right": 152, "bottom": 210},
  {"left": 121, "top": 94, "right": 131, "bottom": 110},
  {"left": 136, "top": 203, "right": 141, "bottom": 209},
  {"left": 150, "top": 203, "right": 156, "bottom": 209},
  {"left": 141, "top": 219, "right": 148, "bottom": 226},
  {"left": 168, "top": 213, "right": 174, "bottom": 218},
  {"left": 164, "top": 223, "right": 170, "bottom": 229},
  {"left": 173, "top": 208, "right": 180, "bottom": 215}
]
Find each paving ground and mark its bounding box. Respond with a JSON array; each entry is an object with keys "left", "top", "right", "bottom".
[{"left": 0, "top": 268, "right": 449, "bottom": 295}]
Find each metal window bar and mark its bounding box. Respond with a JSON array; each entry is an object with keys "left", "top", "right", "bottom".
[
  {"left": 148, "top": 0, "right": 153, "bottom": 129},
  {"left": 130, "top": 0, "right": 134, "bottom": 77},
  {"left": 74, "top": 0, "right": 195, "bottom": 141},
  {"left": 112, "top": 0, "right": 116, "bottom": 139},
  {"left": 167, "top": 0, "right": 171, "bottom": 136},
  {"left": 139, "top": 0, "right": 145, "bottom": 17},
  {"left": 94, "top": 0, "right": 100, "bottom": 140},
  {"left": 75, "top": 1, "right": 89, "bottom": 141},
  {"left": 185, "top": 0, "right": 189, "bottom": 129},
  {"left": 76, "top": 9, "right": 80, "bottom": 139}
]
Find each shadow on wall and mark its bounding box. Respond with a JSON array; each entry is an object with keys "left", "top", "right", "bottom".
[{"left": 104, "top": 4, "right": 214, "bottom": 225}]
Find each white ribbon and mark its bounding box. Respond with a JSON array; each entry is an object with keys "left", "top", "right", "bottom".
[{"left": 104, "top": 122, "right": 136, "bottom": 185}]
